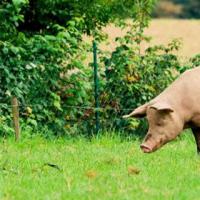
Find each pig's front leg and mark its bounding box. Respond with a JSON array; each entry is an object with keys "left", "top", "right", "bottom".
[{"left": 192, "top": 128, "right": 200, "bottom": 154}]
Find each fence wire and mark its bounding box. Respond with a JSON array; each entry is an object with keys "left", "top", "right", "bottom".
[
  {"left": 0, "top": 103, "right": 134, "bottom": 111},
  {"left": 0, "top": 41, "right": 137, "bottom": 135}
]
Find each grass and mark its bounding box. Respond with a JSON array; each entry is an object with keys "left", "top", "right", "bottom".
[{"left": 1, "top": 132, "right": 200, "bottom": 200}]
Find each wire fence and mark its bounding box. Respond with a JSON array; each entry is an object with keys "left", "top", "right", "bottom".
[
  {"left": 1, "top": 35, "right": 191, "bottom": 140},
  {"left": 0, "top": 40, "right": 138, "bottom": 139}
]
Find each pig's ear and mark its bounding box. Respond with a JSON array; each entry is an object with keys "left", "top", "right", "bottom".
[
  {"left": 150, "top": 102, "right": 173, "bottom": 113},
  {"left": 123, "top": 104, "right": 148, "bottom": 118}
]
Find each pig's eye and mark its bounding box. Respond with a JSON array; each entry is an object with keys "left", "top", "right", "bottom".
[{"left": 157, "top": 122, "right": 162, "bottom": 126}]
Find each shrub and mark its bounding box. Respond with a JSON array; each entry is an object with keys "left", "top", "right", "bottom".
[
  {"left": 0, "top": 1, "right": 93, "bottom": 135},
  {"left": 99, "top": 21, "right": 183, "bottom": 133},
  {"left": 3, "top": 0, "right": 196, "bottom": 136},
  {"left": 0, "top": 0, "right": 158, "bottom": 136}
]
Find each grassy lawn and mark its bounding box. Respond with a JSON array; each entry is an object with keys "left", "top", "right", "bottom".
[{"left": 1, "top": 132, "right": 200, "bottom": 200}]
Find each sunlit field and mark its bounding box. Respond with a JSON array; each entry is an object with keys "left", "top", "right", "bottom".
[
  {"left": 1, "top": 132, "right": 200, "bottom": 200},
  {"left": 100, "top": 19, "right": 200, "bottom": 58}
]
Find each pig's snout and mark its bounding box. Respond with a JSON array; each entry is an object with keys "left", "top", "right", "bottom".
[
  {"left": 140, "top": 144, "right": 153, "bottom": 153},
  {"left": 140, "top": 133, "right": 154, "bottom": 153}
]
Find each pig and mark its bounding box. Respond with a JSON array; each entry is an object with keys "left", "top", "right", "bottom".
[{"left": 123, "top": 67, "right": 200, "bottom": 153}]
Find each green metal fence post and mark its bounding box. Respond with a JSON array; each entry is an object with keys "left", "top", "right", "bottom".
[{"left": 93, "top": 41, "right": 100, "bottom": 134}]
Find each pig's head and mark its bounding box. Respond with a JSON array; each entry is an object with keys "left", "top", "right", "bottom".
[{"left": 124, "top": 102, "right": 183, "bottom": 153}]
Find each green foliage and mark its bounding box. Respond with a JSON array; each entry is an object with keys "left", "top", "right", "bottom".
[
  {"left": 0, "top": 0, "right": 159, "bottom": 135},
  {"left": 1, "top": 0, "right": 197, "bottom": 136},
  {"left": 13, "top": 0, "right": 157, "bottom": 35},
  {"left": 0, "top": 30, "right": 93, "bottom": 134},
  {"left": 182, "top": 0, "right": 200, "bottom": 18},
  {"left": 0, "top": 115, "right": 13, "bottom": 137},
  {"left": 99, "top": 21, "right": 182, "bottom": 132},
  {"left": 190, "top": 54, "right": 200, "bottom": 67},
  {"left": 0, "top": 0, "right": 93, "bottom": 135},
  {"left": 0, "top": 0, "right": 27, "bottom": 40}
]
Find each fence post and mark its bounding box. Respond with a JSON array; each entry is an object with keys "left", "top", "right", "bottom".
[
  {"left": 11, "top": 97, "right": 20, "bottom": 141},
  {"left": 93, "top": 41, "right": 100, "bottom": 134}
]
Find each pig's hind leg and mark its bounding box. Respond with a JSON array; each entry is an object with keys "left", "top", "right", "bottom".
[{"left": 191, "top": 128, "right": 200, "bottom": 154}]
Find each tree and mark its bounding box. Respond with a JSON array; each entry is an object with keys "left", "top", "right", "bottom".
[{"left": 183, "top": 0, "right": 200, "bottom": 18}]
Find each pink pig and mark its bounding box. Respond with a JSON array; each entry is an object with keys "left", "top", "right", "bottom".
[{"left": 123, "top": 67, "right": 200, "bottom": 153}]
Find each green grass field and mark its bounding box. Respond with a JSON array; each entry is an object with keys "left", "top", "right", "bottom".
[{"left": 1, "top": 132, "right": 200, "bottom": 200}]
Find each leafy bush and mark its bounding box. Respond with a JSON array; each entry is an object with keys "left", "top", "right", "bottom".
[
  {"left": 0, "top": 31, "right": 94, "bottom": 134},
  {"left": 99, "top": 21, "right": 183, "bottom": 132},
  {"left": 0, "top": 0, "right": 159, "bottom": 136},
  {"left": 0, "top": 0, "right": 94, "bottom": 135},
  {"left": 10, "top": 0, "right": 156, "bottom": 35},
  {"left": 2, "top": 0, "right": 197, "bottom": 136}
]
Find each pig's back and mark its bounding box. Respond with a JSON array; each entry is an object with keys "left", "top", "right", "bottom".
[
  {"left": 173, "top": 67, "right": 200, "bottom": 95},
  {"left": 153, "top": 66, "right": 200, "bottom": 107}
]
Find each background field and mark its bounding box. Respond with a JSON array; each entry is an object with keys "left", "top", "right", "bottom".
[
  {"left": 101, "top": 19, "right": 200, "bottom": 58},
  {"left": 1, "top": 132, "right": 200, "bottom": 200}
]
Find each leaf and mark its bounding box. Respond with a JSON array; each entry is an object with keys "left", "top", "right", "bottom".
[
  {"left": 27, "top": 119, "right": 37, "bottom": 127},
  {"left": 85, "top": 170, "right": 97, "bottom": 179},
  {"left": 2, "top": 47, "right": 8, "bottom": 54},
  {"left": 128, "top": 166, "right": 140, "bottom": 175},
  {"left": 26, "top": 107, "right": 32, "bottom": 114},
  {"left": 10, "top": 46, "right": 19, "bottom": 55},
  {"left": 12, "top": 0, "right": 28, "bottom": 7},
  {"left": 54, "top": 100, "right": 62, "bottom": 111},
  {"left": 58, "top": 31, "right": 71, "bottom": 39},
  {"left": 68, "top": 21, "right": 75, "bottom": 27},
  {"left": 5, "top": 90, "right": 11, "bottom": 97}
]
